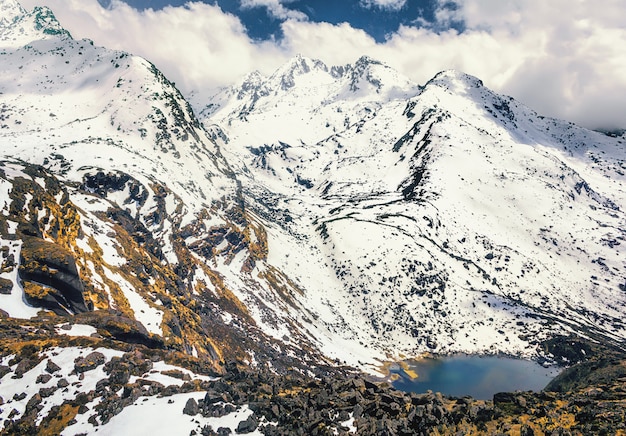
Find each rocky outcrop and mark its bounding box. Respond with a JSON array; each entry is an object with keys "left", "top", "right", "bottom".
[
  {"left": 18, "top": 236, "right": 90, "bottom": 315},
  {"left": 74, "top": 311, "right": 164, "bottom": 349},
  {"left": 0, "top": 315, "right": 624, "bottom": 435}
]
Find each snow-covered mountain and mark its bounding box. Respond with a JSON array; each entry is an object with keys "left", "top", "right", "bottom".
[
  {"left": 2, "top": 1, "right": 626, "bottom": 433},
  {"left": 0, "top": 0, "right": 330, "bottom": 370},
  {"left": 2, "top": 0, "right": 625, "bottom": 370},
  {"left": 0, "top": 2, "right": 340, "bottom": 431},
  {"left": 203, "top": 54, "right": 626, "bottom": 363}
]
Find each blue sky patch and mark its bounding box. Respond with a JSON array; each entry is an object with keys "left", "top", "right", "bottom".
[{"left": 97, "top": 0, "right": 462, "bottom": 42}]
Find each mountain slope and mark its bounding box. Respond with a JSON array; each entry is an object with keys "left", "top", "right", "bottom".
[
  {"left": 0, "top": 1, "right": 328, "bottom": 369},
  {"left": 203, "top": 56, "right": 626, "bottom": 364},
  {"left": 0, "top": 3, "right": 348, "bottom": 431},
  {"left": 2, "top": 0, "right": 624, "bottom": 369}
]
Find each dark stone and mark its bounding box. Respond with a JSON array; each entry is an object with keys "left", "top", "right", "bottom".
[
  {"left": 353, "top": 404, "right": 364, "bottom": 418},
  {"left": 88, "top": 414, "right": 99, "bottom": 426},
  {"left": 74, "top": 312, "right": 164, "bottom": 349},
  {"left": 74, "top": 351, "right": 106, "bottom": 373},
  {"left": 109, "top": 367, "right": 131, "bottom": 386},
  {"left": 46, "top": 359, "right": 61, "bottom": 373},
  {"left": 0, "top": 277, "right": 12, "bottom": 294},
  {"left": 14, "top": 358, "right": 36, "bottom": 378},
  {"left": 0, "top": 365, "right": 10, "bottom": 379},
  {"left": 95, "top": 379, "right": 110, "bottom": 393},
  {"left": 25, "top": 393, "right": 42, "bottom": 413},
  {"left": 183, "top": 398, "right": 199, "bottom": 416},
  {"left": 124, "top": 350, "right": 154, "bottom": 375},
  {"left": 412, "top": 392, "right": 435, "bottom": 406},
  {"left": 351, "top": 378, "right": 366, "bottom": 391},
  {"left": 204, "top": 390, "right": 228, "bottom": 405},
  {"left": 236, "top": 415, "right": 258, "bottom": 434},
  {"left": 122, "top": 386, "right": 142, "bottom": 401},
  {"left": 39, "top": 386, "right": 57, "bottom": 398},
  {"left": 493, "top": 392, "right": 516, "bottom": 405},
  {"left": 161, "top": 369, "right": 191, "bottom": 381},
  {"left": 36, "top": 373, "right": 52, "bottom": 384}
]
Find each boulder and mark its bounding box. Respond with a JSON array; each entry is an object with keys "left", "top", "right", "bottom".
[
  {"left": 183, "top": 398, "right": 199, "bottom": 416},
  {"left": 0, "top": 277, "right": 12, "bottom": 294},
  {"left": 74, "top": 351, "right": 106, "bottom": 373},
  {"left": 236, "top": 415, "right": 258, "bottom": 434},
  {"left": 36, "top": 373, "right": 52, "bottom": 384},
  {"left": 45, "top": 359, "right": 61, "bottom": 373}
]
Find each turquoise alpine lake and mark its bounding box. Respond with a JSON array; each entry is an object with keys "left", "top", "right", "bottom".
[{"left": 391, "top": 356, "right": 561, "bottom": 400}]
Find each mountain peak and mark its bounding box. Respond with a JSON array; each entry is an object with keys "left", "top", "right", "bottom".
[
  {"left": 239, "top": 70, "right": 265, "bottom": 91},
  {"left": 271, "top": 54, "right": 329, "bottom": 90},
  {"left": 0, "top": 1, "right": 71, "bottom": 48},
  {"left": 426, "top": 69, "right": 485, "bottom": 92},
  {"left": 0, "top": 0, "right": 24, "bottom": 14},
  {"left": 354, "top": 54, "right": 382, "bottom": 67},
  {"left": 236, "top": 69, "right": 270, "bottom": 104},
  {"left": 0, "top": 0, "right": 25, "bottom": 26},
  {"left": 30, "top": 5, "right": 71, "bottom": 39}
]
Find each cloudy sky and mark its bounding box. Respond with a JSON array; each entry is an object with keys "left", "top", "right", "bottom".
[{"left": 19, "top": 0, "right": 626, "bottom": 130}]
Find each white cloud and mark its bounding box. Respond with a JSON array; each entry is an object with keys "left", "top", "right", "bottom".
[
  {"left": 279, "top": 20, "right": 377, "bottom": 67},
  {"left": 16, "top": 0, "right": 626, "bottom": 129},
  {"left": 18, "top": 0, "right": 291, "bottom": 100},
  {"left": 359, "top": 0, "right": 407, "bottom": 11},
  {"left": 435, "top": 0, "right": 626, "bottom": 128},
  {"left": 239, "top": 0, "right": 307, "bottom": 21}
]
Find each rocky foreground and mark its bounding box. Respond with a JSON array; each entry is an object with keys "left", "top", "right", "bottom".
[{"left": 0, "top": 314, "right": 625, "bottom": 435}]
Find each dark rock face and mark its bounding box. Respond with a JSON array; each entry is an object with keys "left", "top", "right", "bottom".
[
  {"left": 74, "top": 311, "right": 164, "bottom": 349},
  {"left": 81, "top": 171, "right": 148, "bottom": 206},
  {"left": 18, "top": 236, "right": 89, "bottom": 315}
]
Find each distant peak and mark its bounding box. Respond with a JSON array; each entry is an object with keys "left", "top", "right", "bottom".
[
  {"left": 31, "top": 6, "right": 72, "bottom": 39},
  {"left": 283, "top": 54, "right": 328, "bottom": 73},
  {"left": 237, "top": 70, "right": 269, "bottom": 100},
  {"left": 345, "top": 56, "right": 397, "bottom": 93},
  {"left": 272, "top": 55, "right": 328, "bottom": 90},
  {"left": 241, "top": 70, "right": 265, "bottom": 85},
  {"left": 0, "top": 0, "right": 26, "bottom": 25},
  {"left": 350, "top": 55, "right": 385, "bottom": 75},
  {"left": 0, "top": 2, "right": 72, "bottom": 47},
  {"left": 428, "top": 70, "right": 484, "bottom": 89},
  {"left": 354, "top": 55, "right": 383, "bottom": 67}
]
